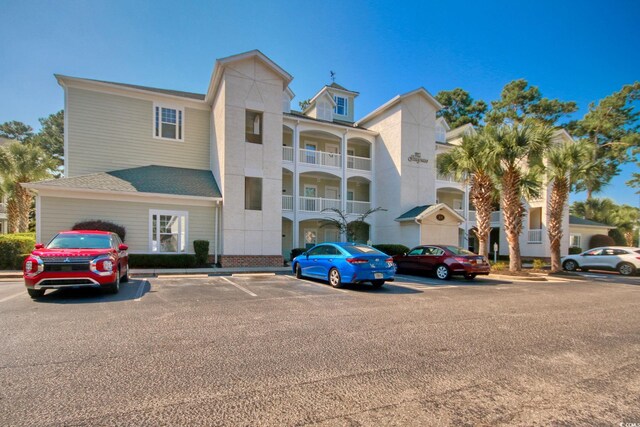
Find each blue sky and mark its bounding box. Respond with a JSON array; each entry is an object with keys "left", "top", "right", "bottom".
[{"left": 1, "top": 0, "right": 638, "bottom": 206}]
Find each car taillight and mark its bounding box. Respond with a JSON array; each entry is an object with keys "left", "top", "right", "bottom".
[
  {"left": 24, "top": 256, "right": 43, "bottom": 276},
  {"left": 346, "top": 258, "right": 368, "bottom": 264},
  {"left": 453, "top": 257, "right": 469, "bottom": 263}
]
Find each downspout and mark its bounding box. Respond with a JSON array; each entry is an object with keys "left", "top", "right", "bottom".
[
  {"left": 415, "top": 217, "right": 422, "bottom": 245},
  {"left": 214, "top": 201, "right": 219, "bottom": 266}
]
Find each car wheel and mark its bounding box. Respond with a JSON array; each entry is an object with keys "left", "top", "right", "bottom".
[
  {"left": 618, "top": 262, "right": 636, "bottom": 276},
  {"left": 27, "top": 288, "right": 45, "bottom": 299},
  {"left": 295, "top": 263, "right": 302, "bottom": 279},
  {"left": 106, "top": 270, "right": 120, "bottom": 294},
  {"left": 563, "top": 259, "right": 578, "bottom": 272},
  {"left": 121, "top": 264, "right": 129, "bottom": 283},
  {"left": 464, "top": 273, "right": 476, "bottom": 280},
  {"left": 328, "top": 268, "right": 343, "bottom": 288},
  {"left": 371, "top": 280, "right": 385, "bottom": 288},
  {"left": 435, "top": 265, "right": 451, "bottom": 280}
]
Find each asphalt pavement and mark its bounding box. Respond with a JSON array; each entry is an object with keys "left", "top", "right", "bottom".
[{"left": 0, "top": 272, "right": 639, "bottom": 426}]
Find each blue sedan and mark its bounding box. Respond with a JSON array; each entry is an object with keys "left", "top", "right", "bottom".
[{"left": 292, "top": 242, "right": 396, "bottom": 288}]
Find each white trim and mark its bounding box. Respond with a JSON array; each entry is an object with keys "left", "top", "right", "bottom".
[
  {"left": 61, "top": 81, "right": 69, "bottom": 176},
  {"left": 35, "top": 194, "right": 41, "bottom": 243},
  {"left": 153, "top": 102, "right": 185, "bottom": 142},
  {"left": 356, "top": 87, "right": 443, "bottom": 127},
  {"left": 25, "top": 185, "right": 220, "bottom": 206},
  {"left": 149, "top": 209, "right": 189, "bottom": 254},
  {"left": 283, "top": 114, "right": 378, "bottom": 137}
]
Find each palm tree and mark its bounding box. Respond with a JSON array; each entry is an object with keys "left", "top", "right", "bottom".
[
  {"left": 0, "top": 142, "right": 55, "bottom": 232},
  {"left": 612, "top": 205, "right": 639, "bottom": 246},
  {"left": 437, "top": 130, "right": 497, "bottom": 259},
  {"left": 545, "top": 139, "right": 591, "bottom": 272},
  {"left": 320, "top": 207, "right": 386, "bottom": 243},
  {"left": 571, "top": 198, "right": 617, "bottom": 224},
  {"left": 486, "top": 123, "right": 553, "bottom": 272}
]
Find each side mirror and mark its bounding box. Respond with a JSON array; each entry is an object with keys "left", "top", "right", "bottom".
[
  {"left": 402, "top": 252, "right": 407, "bottom": 257},
  {"left": 34, "top": 243, "right": 44, "bottom": 250},
  {"left": 305, "top": 252, "right": 309, "bottom": 259},
  {"left": 118, "top": 244, "right": 129, "bottom": 251}
]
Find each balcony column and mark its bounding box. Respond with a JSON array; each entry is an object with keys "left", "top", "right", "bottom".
[
  {"left": 293, "top": 122, "right": 300, "bottom": 248},
  {"left": 463, "top": 183, "right": 470, "bottom": 250},
  {"left": 341, "top": 131, "right": 348, "bottom": 242}
]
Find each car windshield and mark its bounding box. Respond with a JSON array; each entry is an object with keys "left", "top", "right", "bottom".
[
  {"left": 445, "top": 246, "right": 475, "bottom": 255},
  {"left": 47, "top": 234, "right": 111, "bottom": 249},
  {"left": 341, "top": 244, "right": 384, "bottom": 255}
]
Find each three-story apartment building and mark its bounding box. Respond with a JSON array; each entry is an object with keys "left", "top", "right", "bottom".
[{"left": 25, "top": 50, "right": 570, "bottom": 266}]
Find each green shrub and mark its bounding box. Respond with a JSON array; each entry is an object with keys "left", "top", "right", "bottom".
[
  {"left": 532, "top": 259, "right": 547, "bottom": 269},
  {"left": 193, "top": 240, "right": 210, "bottom": 266},
  {"left": 588, "top": 234, "right": 615, "bottom": 249},
  {"left": 128, "top": 254, "right": 197, "bottom": 269},
  {"left": 569, "top": 246, "right": 582, "bottom": 255},
  {"left": 290, "top": 248, "right": 307, "bottom": 260},
  {"left": 72, "top": 220, "right": 126, "bottom": 242},
  {"left": 14, "top": 254, "right": 31, "bottom": 270},
  {"left": 0, "top": 234, "right": 36, "bottom": 270},
  {"left": 373, "top": 244, "right": 410, "bottom": 256},
  {"left": 490, "top": 261, "right": 509, "bottom": 271},
  {"left": 608, "top": 228, "right": 626, "bottom": 246}
]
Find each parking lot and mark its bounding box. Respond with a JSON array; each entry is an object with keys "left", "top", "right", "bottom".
[{"left": 1, "top": 272, "right": 639, "bottom": 426}]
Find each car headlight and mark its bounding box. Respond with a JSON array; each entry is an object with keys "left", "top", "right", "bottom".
[
  {"left": 90, "top": 257, "right": 115, "bottom": 276},
  {"left": 24, "top": 256, "right": 44, "bottom": 277}
]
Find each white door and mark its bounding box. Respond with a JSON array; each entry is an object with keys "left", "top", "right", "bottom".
[{"left": 325, "top": 186, "right": 339, "bottom": 210}]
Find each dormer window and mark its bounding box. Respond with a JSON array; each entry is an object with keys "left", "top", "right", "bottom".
[
  {"left": 333, "top": 96, "right": 348, "bottom": 116},
  {"left": 154, "top": 103, "right": 184, "bottom": 141}
]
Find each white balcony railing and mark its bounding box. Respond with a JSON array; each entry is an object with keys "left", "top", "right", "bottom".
[
  {"left": 299, "top": 149, "right": 341, "bottom": 168},
  {"left": 282, "top": 195, "right": 293, "bottom": 210},
  {"left": 299, "top": 197, "right": 341, "bottom": 212},
  {"left": 347, "top": 155, "right": 372, "bottom": 171},
  {"left": 528, "top": 229, "right": 543, "bottom": 243},
  {"left": 282, "top": 146, "right": 294, "bottom": 162},
  {"left": 347, "top": 200, "right": 371, "bottom": 214}
]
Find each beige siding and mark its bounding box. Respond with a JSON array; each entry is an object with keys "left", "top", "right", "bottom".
[
  {"left": 67, "top": 88, "right": 210, "bottom": 177},
  {"left": 40, "top": 196, "right": 216, "bottom": 254}
]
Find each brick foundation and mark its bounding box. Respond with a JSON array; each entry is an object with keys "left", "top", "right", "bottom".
[{"left": 219, "top": 255, "right": 284, "bottom": 268}]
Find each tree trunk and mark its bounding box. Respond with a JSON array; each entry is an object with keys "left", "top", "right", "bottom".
[
  {"left": 6, "top": 197, "right": 20, "bottom": 233},
  {"left": 15, "top": 184, "right": 32, "bottom": 233},
  {"left": 624, "top": 230, "right": 634, "bottom": 247},
  {"left": 501, "top": 168, "right": 524, "bottom": 272},
  {"left": 547, "top": 177, "right": 569, "bottom": 273},
  {"left": 470, "top": 172, "right": 494, "bottom": 259}
]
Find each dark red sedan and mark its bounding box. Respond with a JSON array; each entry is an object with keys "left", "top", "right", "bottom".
[{"left": 393, "top": 245, "right": 490, "bottom": 280}]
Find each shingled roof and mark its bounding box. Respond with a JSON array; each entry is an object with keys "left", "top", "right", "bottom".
[
  {"left": 27, "top": 165, "right": 221, "bottom": 198},
  {"left": 569, "top": 215, "right": 614, "bottom": 228}
]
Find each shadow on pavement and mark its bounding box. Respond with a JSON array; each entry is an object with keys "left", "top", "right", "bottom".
[
  {"left": 33, "top": 279, "right": 150, "bottom": 304},
  {"left": 396, "top": 273, "right": 511, "bottom": 286}
]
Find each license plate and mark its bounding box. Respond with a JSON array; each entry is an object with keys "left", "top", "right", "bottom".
[{"left": 374, "top": 273, "right": 383, "bottom": 279}]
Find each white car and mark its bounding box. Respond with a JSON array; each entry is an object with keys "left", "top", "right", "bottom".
[{"left": 562, "top": 246, "right": 640, "bottom": 276}]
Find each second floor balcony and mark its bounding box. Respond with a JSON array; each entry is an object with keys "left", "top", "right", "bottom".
[
  {"left": 283, "top": 146, "right": 371, "bottom": 172},
  {"left": 282, "top": 195, "right": 371, "bottom": 214}
]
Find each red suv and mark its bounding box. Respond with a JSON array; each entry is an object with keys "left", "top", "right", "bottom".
[
  {"left": 23, "top": 230, "right": 129, "bottom": 298},
  {"left": 393, "top": 245, "right": 490, "bottom": 280}
]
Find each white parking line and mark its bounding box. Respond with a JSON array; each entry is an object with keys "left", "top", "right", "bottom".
[
  {"left": 0, "top": 291, "right": 24, "bottom": 303},
  {"left": 220, "top": 276, "right": 257, "bottom": 297},
  {"left": 134, "top": 279, "right": 148, "bottom": 301}
]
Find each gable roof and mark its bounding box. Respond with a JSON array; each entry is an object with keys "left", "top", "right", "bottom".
[
  {"left": 569, "top": 215, "right": 615, "bottom": 229},
  {"left": 356, "top": 87, "right": 444, "bottom": 127},
  {"left": 436, "top": 117, "right": 451, "bottom": 131},
  {"left": 328, "top": 82, "right": 359, "bottom": 95},
  {"left": 304, "top": 88, "right": 337, "bottom": 112},
  {"left": 24, "top": 165, "right": 221, "bottom": 199},
  {"left": 205, "top": 49, "right": 293, "bottom": 104},
  {"left": 446, "top": 123, "right": 476, "bottom": 141},
  {"left": 55, "top": 74, "right": 206, "bottom": 101},
  {"left": 395, "top": 203, "right": 465, "bottom": 222}
]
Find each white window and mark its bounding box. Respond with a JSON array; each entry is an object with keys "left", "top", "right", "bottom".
[
  {"left": 570, "top": 234, "right": 581, "bottom": 248},
  {"left": 149, "top": 210, "right": 188, "bottom": 253},
  {"left": 333, "top": 96, "right": 348, "bottom": 116},
  {"left": 154, "top": 103, "right": 184, "bottom": 141}
]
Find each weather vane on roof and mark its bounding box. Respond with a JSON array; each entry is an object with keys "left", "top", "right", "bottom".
[{"left": 330, "top": 70, "right": 336, "bottom": 83}]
